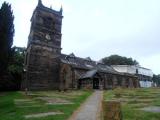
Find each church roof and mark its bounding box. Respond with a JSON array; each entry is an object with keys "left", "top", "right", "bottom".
[
  {"left": 60, "top": 54, "right": 120, "bottom": 74},
  {"left": 60, "top": 54, "right": 137, "bottom": 78},
  {"left": 85, "top": 57, "right": 92, "bottom": 61},
  {"left": 61, "top": 54, "right": 96, "bottom": 69},
  {"left": 69, "top": 53, "right": 76, "bottom": 57},
  {"left": 80, "top": 69, "right": 98, "bottom": 79}
]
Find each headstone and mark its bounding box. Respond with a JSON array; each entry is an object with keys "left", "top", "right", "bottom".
[{"left": 102, "top": 100, "right": 122, "bottom": 120}]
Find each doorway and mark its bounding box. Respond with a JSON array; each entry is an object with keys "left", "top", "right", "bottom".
[{"left": 93, "top": 78, "right": 99, "bottom": 89}]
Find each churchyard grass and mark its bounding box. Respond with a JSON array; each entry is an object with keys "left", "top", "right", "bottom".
[
  {"left": 104, "top": 88, "right": 160, "bottom": 120},
  {"left": 0, "top": 90, "right": 92, "bottom": 120}
]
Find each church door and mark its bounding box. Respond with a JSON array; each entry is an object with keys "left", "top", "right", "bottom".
[{"left": 93, "top": 78, "right": 99, "bottom": 89}]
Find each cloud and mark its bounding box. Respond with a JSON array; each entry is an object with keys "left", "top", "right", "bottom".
[
  {"left": 139, "top": 54, "right": 160, "bottom": 75},
  {"left": 1, "top": 0, "right": 160, "bottom": 74}
]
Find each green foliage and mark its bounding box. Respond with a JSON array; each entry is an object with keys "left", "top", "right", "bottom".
[
  {"left": 102, "top": 54, "right": 139, "bottom": 65},
  {"left": 0, "top": 46, "right": 25, "bottom": 90},
  {"left": 152, "top": 74, "right": 160, "bottom": 86},
  {"left": 8, "top": 47, "right": 25, "bottom": 74},
  {"left": 0, "top": 2, "right": 14, "bottom": 74},
  {"left": 9, "top": 47, "right": 25, "bottom": 90},
  {"left": 0, "top": 2, "right": 17, "bottom": 91}
]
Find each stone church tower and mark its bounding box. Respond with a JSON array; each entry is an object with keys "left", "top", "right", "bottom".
[{"left": 22, "top": 0, "right": 63, "bottom": 90}]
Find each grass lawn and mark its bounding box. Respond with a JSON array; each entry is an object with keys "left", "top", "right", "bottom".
[
  {"left": 0, "top": 90, "right": 92, "bottom": 120},
  {"left": 104, "top": 88, "right": 160, "bottom": 120}
]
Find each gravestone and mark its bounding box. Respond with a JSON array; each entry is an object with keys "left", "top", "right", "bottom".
[{"left": 102, "top": 100, "right": 122, "bottom": 120}]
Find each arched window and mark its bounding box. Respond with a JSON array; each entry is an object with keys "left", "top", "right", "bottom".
[
  {"left": 63, "top": 70, "right": 67, "bottom": 85},
  {"left": 62, "top": 69, "right": 67, "bottom": 87}
]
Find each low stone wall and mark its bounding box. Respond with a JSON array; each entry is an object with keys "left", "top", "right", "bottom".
[{"left": 102, "top": 100, "right": 122, "bottom": 120}]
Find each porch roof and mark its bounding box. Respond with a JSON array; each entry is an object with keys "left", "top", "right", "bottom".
[{"left": 80, "top": 69, "right": 97, "bottom": 79}]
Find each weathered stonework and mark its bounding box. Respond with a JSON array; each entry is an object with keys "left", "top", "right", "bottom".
[
  {"left": 21, "top": 0, "right": 140, "bottom": 90},
  {"left": 22, "top": 0, "right": 63, "bottom": 90}
]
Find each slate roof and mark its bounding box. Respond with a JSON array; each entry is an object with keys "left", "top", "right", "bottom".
[
  {"left": 85, "top": 57, "right": 92, "bottom": 61},
  {"left": 80, "top": 69, "right": 98, "bottom": 79},
  {"left": 60, "top": 53, "right": 120, "bottom": 75}
]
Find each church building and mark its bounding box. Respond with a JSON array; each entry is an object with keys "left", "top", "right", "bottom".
[{"left": 21, "top": 0, "right": 139, "bottom": 90}]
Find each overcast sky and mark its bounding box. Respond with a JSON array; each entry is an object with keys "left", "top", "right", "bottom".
[{"left": 0, "top": 0, "right": 160, "bottom": 74}]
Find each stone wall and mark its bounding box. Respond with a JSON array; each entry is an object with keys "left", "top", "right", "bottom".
[
  {"left": 22, "top": 2, "right": 63, "bottom": 90},
  {"left": 59, "top": 63, "right": 72, "bottom": 90},
  {"left": 22, "top": 45, "right": 60, "bottom": 90}
]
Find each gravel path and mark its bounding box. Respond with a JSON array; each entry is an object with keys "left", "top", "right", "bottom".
[{"left": 68, "top": 90, "right": 103, "bottom": 120}]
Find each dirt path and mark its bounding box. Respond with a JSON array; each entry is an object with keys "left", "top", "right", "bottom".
[{"left": 68, "top": 90, "right": 103, "bottom": 120}]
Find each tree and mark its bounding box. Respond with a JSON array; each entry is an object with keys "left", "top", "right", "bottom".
[
  {"left": 0, "top": 46, "right": 25, "bottom": 90},
  {"left": 152, "top": 74, "right": 160, "bottom": 87},
  {"left": 102, "top": 54, "right": 139, "bottom": 65},
  {"left": 0, "top": 2, "right": 14, "bottom": 74},
  {"left": 8, "top": 47, "right": 25, "bottom": 90},
  {"left": 0, "top": 2, "right": 15, "bottom": 90}
]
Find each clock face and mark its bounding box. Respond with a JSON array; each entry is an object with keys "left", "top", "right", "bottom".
[{"left": 45, "top": 34, "right": 51, "bottom": 40}]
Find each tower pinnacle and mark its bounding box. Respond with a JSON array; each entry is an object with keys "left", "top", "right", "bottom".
[
  {"left": 38, "top": 0, "right": 42, "bottom": 6},
  {"left": 60, "top": 5, "right": 63, "bottom": 14}
]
